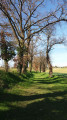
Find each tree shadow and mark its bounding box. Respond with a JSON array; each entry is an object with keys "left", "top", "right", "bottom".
[
  {"left": 0, "top": 71, "right": 67, "bottom": 120},
  {"left": 21, "top": 71, "right": 34, "bottom": 79},
  {"left": 34, "top": 74, "right": 67, "bottom": 84},
  {"left": 0, "top": 90, "right": 67, "bottom": 120},
  {"left": 0, "top": 90, "right": 67, "bottom": 102},
  {"left": 0, "top": 70, "right": 34, "bottom": 89}
]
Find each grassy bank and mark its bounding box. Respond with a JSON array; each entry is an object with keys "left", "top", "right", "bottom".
[{"left": 0, "top": 70, "right": 67, "bottom": 120}]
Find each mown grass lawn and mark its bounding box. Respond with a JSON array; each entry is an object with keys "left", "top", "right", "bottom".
[{"left": 0, "top": 70, "right": 67, "bottom": 120}]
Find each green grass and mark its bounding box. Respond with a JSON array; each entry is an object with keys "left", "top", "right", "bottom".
[{"left": 0, "top": 70, "right": 67, "bottom": 120}]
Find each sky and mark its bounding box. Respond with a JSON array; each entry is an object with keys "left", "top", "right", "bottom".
[
  {"left": 51, "top": 21, "right": 67, "bottom": 67},
  {"left": 0, "top": 59, "right": 14, "bottom": 68},
  {"left": 38, "top": 0, "right": 67, "bottom": 67},
  {"left": 51, "top": 44, "right": 67, "bottom": 67}
]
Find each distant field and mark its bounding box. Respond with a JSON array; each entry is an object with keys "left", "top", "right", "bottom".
[
  {"left": 46, "top": 67, "right": 67, "bottom": 74},
  {"left": 53, "top": 68, "right": 67, "bottom": 73},
  {"left": 0, "top": 67, "right": 67, "bottom": 73}
]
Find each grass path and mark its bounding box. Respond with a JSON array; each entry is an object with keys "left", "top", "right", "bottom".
[{"left": 0, "top": 70, "right": 67, "bottom": 120}]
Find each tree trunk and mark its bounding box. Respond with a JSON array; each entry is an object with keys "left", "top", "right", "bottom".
[
  {"left": 23, "top": 55, "right": 28, "bottom": 74},
  {"left": 30, "top": 56, "right": 33, "bottom": 72},
  {"left": 23, "top": 46, "right": 30, "bottom": 74},
  {"left": 17, "top": 64, "right": 22, "bottom": 75},
  {"left": 23, "top": 61, "right": 28, "bottom": 73},
  {"left": 46, "top": 50, "right": 53, "bottom": 77},
  {"left": 48, "top": 62, "right": 53, "bottom": 77},
  {"left": 30, "top": 62, "right": 32, "bottom": 72},
  {"left": 17, "top": 55, "right": 23, "bottom": 75},
  {"left": 42, "top": 64, "right": 45, "bottom": 72},
  {"left": 40, "top": 63, "right": 41, "bottom": 73},
  {"left": 5, "top": 60, "right": 8, "bottom": 72}
]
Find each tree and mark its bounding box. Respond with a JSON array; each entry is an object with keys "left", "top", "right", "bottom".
[
  {"left": 29, "top": 37, "right": 38, "bottom": 72},
  {"left": 38, "top": 51, "right": 46, "bottom": 73},
  {"left": 33, "top": 56, "right": 39, "bottom": 72},
  {"left": 32, "top": 52, "right": 46, "bottom": 72},
  {"left": 0, "top": 0, "right": 67, "bottom": 74},
  {"left": 43, "top": 25, "right": 65, "bottom": 77},
  {"left": 0, "top": 31, "right": 15, "bottom": 72},
  {"left": 41, "top": 54, "right": 46, "bottom": 72}
]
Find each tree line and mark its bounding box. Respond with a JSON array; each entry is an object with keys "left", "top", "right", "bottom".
[{"left": 0, "top": 0, "right": 67, "bottom": 77}]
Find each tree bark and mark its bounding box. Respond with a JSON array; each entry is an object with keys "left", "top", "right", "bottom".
[
  {"left": 5, "top": 60, "right": 8, "bottom": 72},
  {"left": 40, "top": 63, "right": 41, "bottom": 73},
  {"left": 30, "top": 56, "right": 33, "bottom": 72},
  {"left": 23, "top": 62, "right": 27, "bottom": 73},
  {"left": 42, "top": 64, "right": 45, "bottom": 72},
  {"left": 48, "top": 61, "right": 53, "bottom": 77},
  {"left": 17, "top": 55, "right": 23, "bottom": 75},
  {"left": 23, "top": 52, "right": 28, "bottom": 74},
  {"left": 46, "top": 51, "right": 53, "bottom": 77},
  {"left": 17, "top": 64, "right": 22, "bottom": 75}
]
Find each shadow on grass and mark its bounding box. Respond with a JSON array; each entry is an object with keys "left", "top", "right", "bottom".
[
  {"left": 0, "top": 70, "right": 34, "bottom": 89},
  {"left": 0, "top": 72, "right": 67, "bottom": 120},
  {"left": 0, "top": 90, "right": 67, "bottom": 120},
  {"left": 34, "top": 74, "right": 67, "bottom": 84},
  {"left": 21, "top": 71, "right": 34, "bottom": 79},
  {"left": 0, "top": 90, "right": 67, "bottom": 102}
]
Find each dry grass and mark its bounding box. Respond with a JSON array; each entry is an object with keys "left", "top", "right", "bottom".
[
  {"left": 53, "top": 67, "right": 67, "bottom": 73},
  {"left": 46, "top": 67, "right": 67, "bottom": 74},
  {"left": 0, "top": 67, "right": 67, "bottom": 74}
]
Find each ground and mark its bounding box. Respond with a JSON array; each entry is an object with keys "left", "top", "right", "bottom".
[{"left": 0, "top": 68, "right": 67, "bottom": 120}]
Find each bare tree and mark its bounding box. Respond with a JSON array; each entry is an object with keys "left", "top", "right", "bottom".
[
  {"left": 29, "top": 37, "right": 38, "bottom": 72},
  {"left": 38, "top": 51, "right": 46, "bottom": 73},
  {"left": 33, "top": 56, "right": 39, "bottom": 72},
  {"left": 43, "top": 25, "right": 65, "bottom": 77},
  {"left": 32, "top": 51, "right": 46, "bottom": 72},
  {"left": 0, "top": 0, "right": 67, "bottom": 74},
  {"left": 41, "top": 54, "right": 46, "bottom": 72}
]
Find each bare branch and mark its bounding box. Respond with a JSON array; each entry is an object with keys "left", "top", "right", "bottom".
[{"left": 24, "top": 0, "right": 44, "bottom": 28}]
